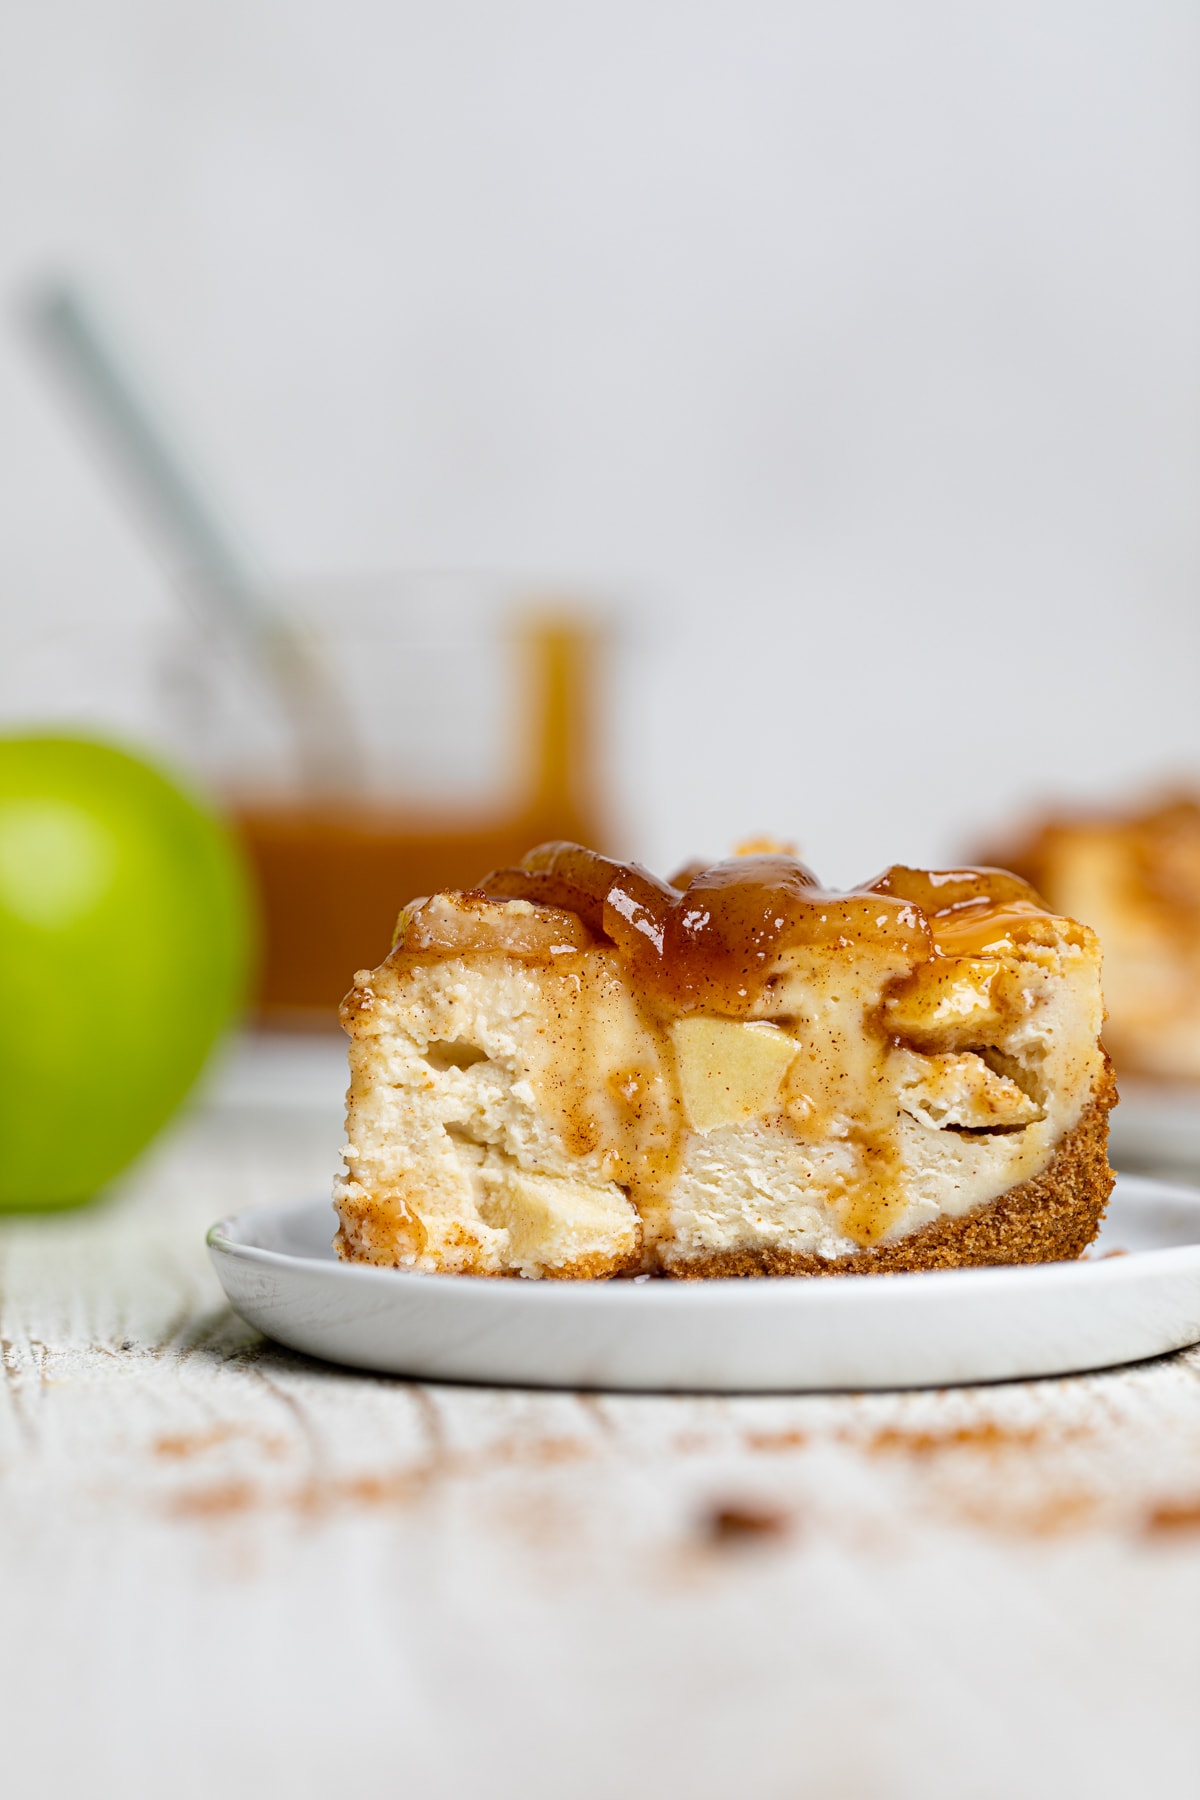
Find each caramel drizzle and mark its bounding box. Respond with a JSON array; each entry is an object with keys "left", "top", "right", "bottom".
[
  {"left": 479, "top": 844, "right": 1054, "bottom": 1010},
  {"left": 463, "top": 845, "right": 1065, "bottom": 1251}
]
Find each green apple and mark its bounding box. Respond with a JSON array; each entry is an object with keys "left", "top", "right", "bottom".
[{"left": 0, "top": 735, "right": 254, "bottom": 1209}]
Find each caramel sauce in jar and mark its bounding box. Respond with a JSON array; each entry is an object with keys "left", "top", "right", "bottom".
[{"left": 235, "top": 619, "right": 605, "bottom": 1026}]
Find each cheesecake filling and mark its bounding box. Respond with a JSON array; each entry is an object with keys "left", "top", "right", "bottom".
[{"left": 335, "top": 848, "right": 1106, "bottom": 1277}]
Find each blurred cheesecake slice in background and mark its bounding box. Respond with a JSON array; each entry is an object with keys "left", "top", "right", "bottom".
[
  {"left": 985, "top": 796, "right": 1200, "bottom": 1084},
  {"left": 334, "top": 843, "right": 1114, "bottom": 1279}
]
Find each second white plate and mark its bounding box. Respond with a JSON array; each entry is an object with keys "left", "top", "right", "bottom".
[{"left": 207, "top": 1175, "right": 1200, "bottom": 1392}]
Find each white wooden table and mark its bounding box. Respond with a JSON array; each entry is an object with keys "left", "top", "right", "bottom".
[{"left": 4, "top": 1038, "right": 1200, "bottom": 1800}]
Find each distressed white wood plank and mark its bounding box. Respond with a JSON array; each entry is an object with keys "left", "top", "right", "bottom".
[{"left": 3, "top": 1093, "right": 1200, "bottom": 1799}]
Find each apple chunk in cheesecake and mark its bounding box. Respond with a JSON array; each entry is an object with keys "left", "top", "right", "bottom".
[{"left": 334, "top": 845, "right": 1114, "bottom": 1278}]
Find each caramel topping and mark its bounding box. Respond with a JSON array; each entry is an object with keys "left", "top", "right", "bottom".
[
  {"left": 867, "top": 865, "right": 1060, "bottom": 958},
  {"left": 396, "top": 891, "right": 594, "bottom": 959},
  {"left": 925, "top": 901, "right": 1060, "bottom": 958},
  {"left": 476, "top": 845, "right": 1059, "bottom": 1014}
]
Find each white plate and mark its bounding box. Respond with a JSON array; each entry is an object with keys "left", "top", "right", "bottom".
[{"left": 207, "top": 1175, "right": 1200, "bottom": 1392}]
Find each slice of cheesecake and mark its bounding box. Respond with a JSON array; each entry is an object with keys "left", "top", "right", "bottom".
[
  {"left": 334, "top": 843, "right": 1114, "bottom": 1278},
  {"left": 986, "top": 796, "right": 1200, "bottom": 1084}
]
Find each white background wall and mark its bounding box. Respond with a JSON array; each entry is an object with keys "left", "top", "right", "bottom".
[{"left": 1, "top": 2, "right": 1198, "bottom": 882}]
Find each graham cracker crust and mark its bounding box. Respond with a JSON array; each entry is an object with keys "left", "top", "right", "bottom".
[{"left": 661, "top": 1062, "right": 1118, "bottom": 1279}]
